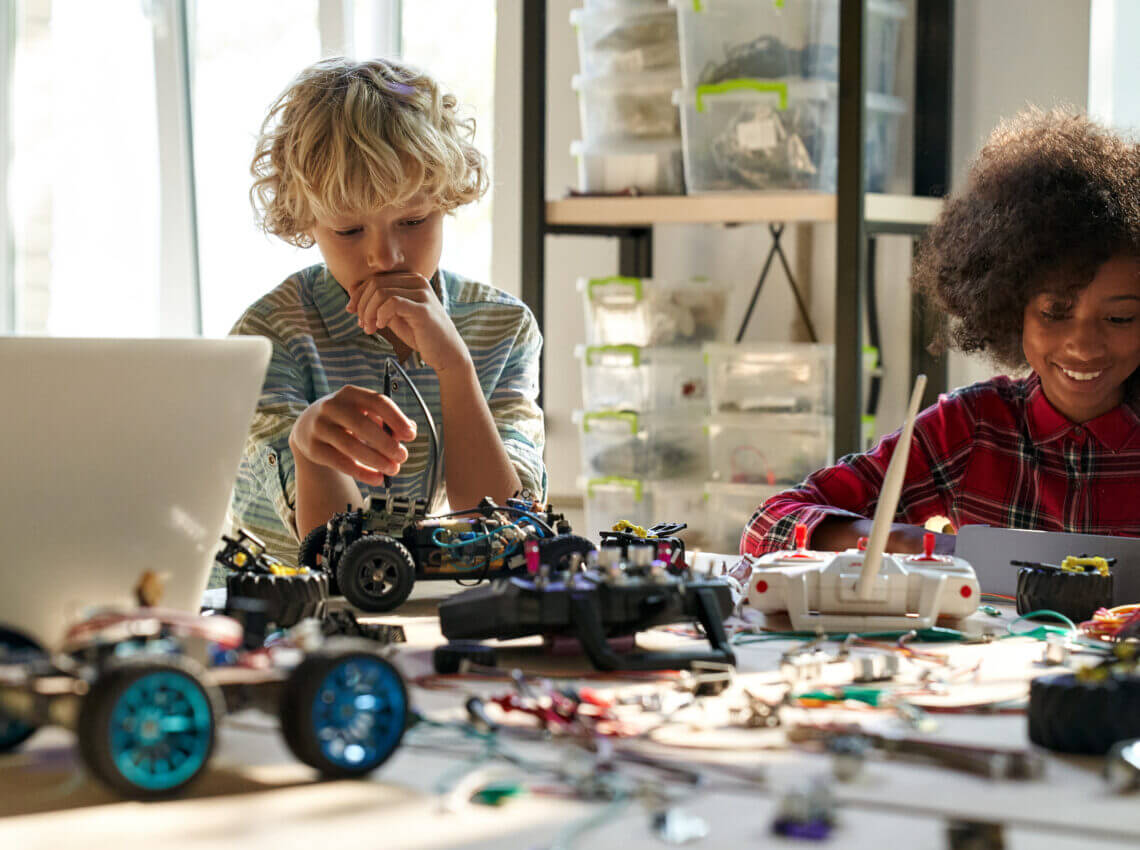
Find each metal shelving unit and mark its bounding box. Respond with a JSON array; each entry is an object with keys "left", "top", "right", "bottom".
[{"left": 521, "top": 0, "right": 954, "bottom": 458}]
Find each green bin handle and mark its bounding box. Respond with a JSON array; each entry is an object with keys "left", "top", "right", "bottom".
[
  {"left": 696, "top": 79, "right": 788, "bottom": 113},
  {"left": 586, "top": 276, "right": 643, "bottom": 302},
  {"left": 586, "top": 476, "right": 644, "bottom": 501},
  {"left": 584, "top": 344, "right": 641, "bottom": 367},
  {"left": 582, "top": 411, "right": 639, "bottom": 434}
]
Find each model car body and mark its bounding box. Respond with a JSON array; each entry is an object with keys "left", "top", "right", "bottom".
[
  {"left": 300, "top": 494, "right": 594, "bottom": 613},
  {"left": 0, "top": 607, "right": 407, "bottom": 799}
]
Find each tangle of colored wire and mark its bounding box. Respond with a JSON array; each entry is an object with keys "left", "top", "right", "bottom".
[{"left": 1080, "top": 604, "right": 1140, "bottom": 642}]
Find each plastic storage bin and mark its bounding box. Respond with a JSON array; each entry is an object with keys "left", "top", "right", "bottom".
[
  {"left": 570, "top": 138, "right": 684, "bottom": 195},
  {"left": 573, "top": 70, "right": 682, "bottom": 144},
  {"left": 583, "top": 476, "right": 709, "bottom": 547},
  {"left": 571, "top": 4, "right": 680, "bottom": 78},
  {"left": 675, "top": 80, "right": 905, "bottom": 193},
  {"left": 579, "top": 276, "right": 728, "bottom": 346},
  {"left": 706, "top": 413, "right": 832, "bottom": 484},
  {"left": 703, "top": 481, "right": 784, "bottom": 554},
  {"left": 577, "top": 409, "right": 708, "bottom": 481},
  {"left": 578, "top": 344, "right": 708, "bottom": 412},
  {"left": 674, "top": 0, "right": 906, "bottom": 94},
  {"left": 704, "top": 342, "right": 833, "bottom": 415}
]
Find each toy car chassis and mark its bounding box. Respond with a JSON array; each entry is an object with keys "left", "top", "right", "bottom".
[
  {"left": 0, "top": 613, "right": 408, "bottom": 799},
  {"left": 438, "top": 565, "right": 736, "bottom": 672},
  {"left": 301, "top": 495, "right": 593, "bottom": 613}
]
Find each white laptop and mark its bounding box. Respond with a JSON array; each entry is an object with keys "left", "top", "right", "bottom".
[
  {"left": 956, "top": 525, "right": 1140, "bottom": 603},
  {"left": 0, "top": 336, "right": 271, "bottom": 649}
]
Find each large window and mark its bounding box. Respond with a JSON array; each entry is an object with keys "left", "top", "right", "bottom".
[
  {"left": 2, "top": 0, "right": 497, "bottom": 338},
  {"left": 193, "top": 0, "right": 323, "bottom": 337},
  {"left": 401, "top": 0, "right": 495, "bottom": 292},
  {"left": 10, "top": 0, "right": 162, "bottom": 335}
]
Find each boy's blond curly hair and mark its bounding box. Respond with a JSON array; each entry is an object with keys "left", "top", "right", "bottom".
[{"left": 250, "top": 56, "right": 488, "bottom": 248}]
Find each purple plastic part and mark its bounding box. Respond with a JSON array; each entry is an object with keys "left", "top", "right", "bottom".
[{"left": 771, "top": 818, "right": 832, "bottom": 840}]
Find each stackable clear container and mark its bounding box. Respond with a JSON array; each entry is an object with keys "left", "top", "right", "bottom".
[
  {"left": 705, "top": 413, "right": 832, "bottom": 485},
  {"left": 583, "top": 476, "right": 710, "bottom": 548},
  {"left": 675, "top": 80, "right": 906, "bottom": 193},
  {"left": 576, "top": 409, "right": 708, "bottom": 481},
  {"left": 571, "top": 4, "right": 680, "bottom": 78},
  {"left": 704, "top": 342, "right": 833, "bottom": 415},
  {"left": 573, "top": 70, "right": 682, "bottom": 144},
  {"left": 674, "top": 0, "right": 906, "bottom": 95},
  {"left": 579, "top": 276, "right": 729, "bottom": 346},
  {"left": 703, "top": 481, "right": 784, "bottom": 554},
  {"left": 570, "top": 138, "right": 684, "bottom": 195},
  {"left": 578, "top": 344, "right": 708, "bottom": 412}
]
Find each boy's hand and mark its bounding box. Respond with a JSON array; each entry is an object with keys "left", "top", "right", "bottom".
[
  {"left": 346, "top": 272, "right": 470, "bottom": 374},
  {"left": 289, "top": 386, "right": 417, "bottom": 486}
]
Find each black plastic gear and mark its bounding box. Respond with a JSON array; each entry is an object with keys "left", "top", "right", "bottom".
[
  {"left": 225, "top": 571, "right": 329, "bottom": 628},
  {"left": 433, "top": 641, "right": 498, "bottom": 674},
  {"left": 337, "top": 535, "right": 416, "bottom": 612},
  {"left": 1028, "top": 672, "right": 1140, "bottom": 754},
  {"left": 537, "top": 533, "right": 597, "bottom": 571},
  {"left": 1016, "top": 566, "right": 1113, "bottom": 624}
]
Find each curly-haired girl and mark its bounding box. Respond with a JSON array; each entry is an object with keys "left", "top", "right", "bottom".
[
  {"left": 229, "top": 58, "right": 545, "bottom": 563},
  {"left": 744, "top": 108, "right": 1140, "bottom": 556}
]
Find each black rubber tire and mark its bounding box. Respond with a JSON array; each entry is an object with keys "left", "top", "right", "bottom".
[
  {"left": 299, "top": 525, "right": 338, "bottom": 595},
  {"left": 77, "top": 654, "right": 222, "bottom": 799},
  {"left": 298, "top": 525, "right": 327, "bottom": 568},
  {"left": 537, "top": 533, "right": 597, "bottom": 571},
  {"left": 433, "top": 641, "right": 498, "bottom": 674},
  {"left": 337, "top": 536, "right": 416, "bottom": 613},
  {"left": 1016, "top": 566, "right": 1114, "bottom": 624},
  {"left": 279, "top": 638, "right": 408, "bottom": 778},
  {"left": 0, "top": 628, "right": 44, "bottom": 753},
  {"left": 226, "top": 572, "right": 329, "bottom": 628},
  {"left": 1028, "top": 672, "right": 1140, "bottom": 754}
]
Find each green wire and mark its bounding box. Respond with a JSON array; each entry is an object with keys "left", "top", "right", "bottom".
[{"left": 1006, "top": 609, "right": 1078, "bottom": 637}]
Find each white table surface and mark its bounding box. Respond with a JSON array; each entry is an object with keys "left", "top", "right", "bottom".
[{"left": 2, "top": 578, "right": 1138, "bottom": 850}]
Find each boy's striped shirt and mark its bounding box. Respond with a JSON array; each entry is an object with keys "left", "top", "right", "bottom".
[{"left": 228, "top": 264, "right": 545, "bottom": 565}]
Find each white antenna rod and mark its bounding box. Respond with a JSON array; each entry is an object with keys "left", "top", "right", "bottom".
[{"left": 857, "top": 374, "right": 928, "bottom": 599}]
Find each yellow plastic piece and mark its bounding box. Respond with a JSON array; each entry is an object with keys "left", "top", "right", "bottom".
[
  {"left": 233, "top": 552, "right": 248, "bottom": 567},
  {"left": 611, "top": 519, "right": 649, "bottom": 538},
  {"left": 268, "top": 563, "right": 305, "bottom": 577},
  {"left": 1060, "top": 556, "right": 1111, "bottom": 576}
]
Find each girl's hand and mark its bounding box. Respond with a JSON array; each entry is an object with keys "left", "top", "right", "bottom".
[
  {"left": 346, "top": 272, "right": 471, "bottom": 374},
  {"left": 289, "top": 385, "right": 417, "bottom": 486}
]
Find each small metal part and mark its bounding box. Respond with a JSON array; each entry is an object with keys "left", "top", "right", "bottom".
[
  {"left": 771, "top": 778, "right": 836, "bottom": 840},
  {"left": 652, "top": 808, "right": 710, "bottom": 844},
  {"left": 851, "top": 652, "right": 900, "bottom": 682},
  {"left": 732, "top": 689, "right": 782, "bottom": 729},
  {"left": 630, "top": 543, "right": 654, "bottom": 568},
  {"left": 1105, "top": 738, "right": 1140, "bottom": 793},
  {"left": 827, "top": 734, "right": 869, "bottom": 782},
  {"left": 946, "top": 819, "right": 1006, "bottom": 850},
  {"left": 789, "top": 724, "right": 1045, "bottom": 781},
  {"left": 1042, "top": 633, "right": 1070, "bottom": 666}
]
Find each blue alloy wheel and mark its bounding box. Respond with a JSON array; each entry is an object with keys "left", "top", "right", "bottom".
[
  {"left": 107, "top": 671, "right": 214, "bottom": 791},
  {"left": 311, "top": 655, "right": 405, "bottom": 770},
  {"left": 77, "top": 655, "right": 220, "bottom": 798},
  {"left": 279, "top": 640, "right": 408, "bottom": 778},
  {"left": 0, "top": 628, "right": 43, "bottom": 752}
]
